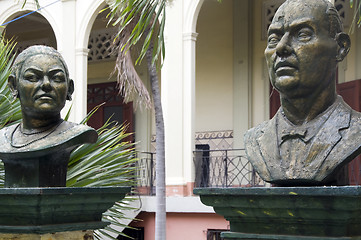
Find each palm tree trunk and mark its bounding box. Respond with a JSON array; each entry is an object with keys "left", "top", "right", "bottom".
[{"left": 146, "top": 39, "right": 166, "bottom": 240}]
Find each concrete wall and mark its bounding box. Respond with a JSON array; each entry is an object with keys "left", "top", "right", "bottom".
[{"left": 130, "top": 212, "right": 229, "bottom": 240}]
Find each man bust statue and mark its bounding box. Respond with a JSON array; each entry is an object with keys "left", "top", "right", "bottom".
[
  {"left": 0, "top": 45, "right": 98, "bottom": 187},
  {"left": 244, "top": 0, "right": 361, "bottom": 186}
]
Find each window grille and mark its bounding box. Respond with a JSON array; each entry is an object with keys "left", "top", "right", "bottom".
[{"left": 88, "top": 28, "right": 120, "bottom": 62}]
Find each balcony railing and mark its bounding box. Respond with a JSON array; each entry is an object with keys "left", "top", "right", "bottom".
[
  {"left": 134, "top": 149, "right": 265, "bottom": 195},
  {"left": 193, "top": 149, "right": 265, "bottom": 188},
  {"left": 135, "top": 152, "right": 156, "bottom": 195}
]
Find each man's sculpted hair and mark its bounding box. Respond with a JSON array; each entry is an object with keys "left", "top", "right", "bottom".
[
  {"left": 11, "top": 45, "right": 70, "bottom": 82},
  {"left": 325, "top": 1, "right": 343, "bottom": 37},
  {"left": 282, "top": 0, "right": 343, "bottom": 38}
]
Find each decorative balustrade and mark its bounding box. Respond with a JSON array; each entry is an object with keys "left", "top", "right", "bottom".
[
  {"left": 135, "top": 152, "right": 156, "bottom": 195},
  {"left": 193, "top": 149, "right": 265, "bottom": 188},
  {"left": 134, "top": 149, "right": 266, "bottom": 195}
]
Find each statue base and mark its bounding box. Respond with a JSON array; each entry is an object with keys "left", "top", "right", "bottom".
[
  {"left": 0, "top": 230, "right": 94, "bottom": 240},
  {"left": 0, "top": 186, "right": 130, "bottom": 234},
  {"left": 3, "top": 153, "right": 69, "bottom": 187},
  {"left": 194, "top": 186, "right": 361, "bottom": 239}
]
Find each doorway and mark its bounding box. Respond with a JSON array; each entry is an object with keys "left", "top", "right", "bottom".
[{"left": 87, "top": 82, "right": 134, "bottom": 138}]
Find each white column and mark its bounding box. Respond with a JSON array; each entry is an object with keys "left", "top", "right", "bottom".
[
  {"left": 183, "top": 32, "right": 198, "bottom": 183},
  {"left": 162, "top": 0, "right": 185, "bottom": 187},
  {"left": 58, "top": 0, "right": 81, "bottom": 122},
  {"left": 233, "top": 0, "right": 251, "bottom": 149},
  {"left": 74, "top": 47, "right": 89, "bottom": 123}
]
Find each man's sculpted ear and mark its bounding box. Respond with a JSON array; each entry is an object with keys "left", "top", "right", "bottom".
[
  {"left": 66, "top": 79, "right": 74, "bottom": 101},
  {"left": 335, "top": 32, "right": 351, "bottom": 62},
  {"left": 8, "top": 74, "right": 18, "bottom": 99}
]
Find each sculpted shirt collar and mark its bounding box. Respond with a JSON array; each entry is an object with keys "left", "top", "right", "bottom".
[{"left": 277, "top": 96, "right": 341, "bottom": 145}]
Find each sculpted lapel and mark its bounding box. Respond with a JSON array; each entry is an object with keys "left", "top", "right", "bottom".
[
  {"left": 244, "top": 122, "right": 273, "bottom": 182},
  {"left": 256, "top": 116, "right": 283, "bottom": 181},
  {"left": 246, "top": 99, "right": 355, "bottom": 184},
  {"left": 305, "top": 101, "right": 351, "bottom": 181}
]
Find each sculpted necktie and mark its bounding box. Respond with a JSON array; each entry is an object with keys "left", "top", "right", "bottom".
[{"left": 280, "top": 128, "right": 309, "bottom": 178}]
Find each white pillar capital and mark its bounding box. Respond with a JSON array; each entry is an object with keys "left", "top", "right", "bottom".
[
  {"left": 76, "top": 48, "right": 90, "bottom": 57},
  {"left": 183, "top": 32, "right": 199, "bottom": 42}
]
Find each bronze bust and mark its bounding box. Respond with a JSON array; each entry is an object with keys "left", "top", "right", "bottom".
[
  {"left": 244, "top": 0, "right": 361, "bottom": 186},
  {"left": 0, "top": 45, "right": 97, "bottom": 187}
]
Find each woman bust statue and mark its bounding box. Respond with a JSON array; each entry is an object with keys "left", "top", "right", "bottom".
[{"left": 0, "top": 45, "right": 98, "bottom": 187}]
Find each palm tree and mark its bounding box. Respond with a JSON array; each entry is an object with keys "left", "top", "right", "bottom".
[
  {"left": 106, "top": 1, "right": 167, "bottom": 239},
  {"left": 106, "top": 0, "right": 220, "bottom": 239}
]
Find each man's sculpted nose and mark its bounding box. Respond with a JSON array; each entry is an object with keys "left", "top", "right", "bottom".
[{"left": 276, "top": 35, "right": 292, "bottom": 57}]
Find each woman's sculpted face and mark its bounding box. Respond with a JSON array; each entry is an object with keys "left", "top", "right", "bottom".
[
  {"left": 8, "top": 46, "right": 74, "bottom": 122},
  {"left": 18, "top": 54, "right": 69, "bottom": 118}
]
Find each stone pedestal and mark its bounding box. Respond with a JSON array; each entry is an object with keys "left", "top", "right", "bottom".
[
  {"left": 0, "top": 230, "right": 94, "bottom": 240},
  {"left": 0, "top": 187, "right": 130, "bottom": 234},
  {"left": 194, "top": 186, "right": 361, "bottom": 239},
  {"left": 3, "top": 153, "right": 69, "bottom": 187}
]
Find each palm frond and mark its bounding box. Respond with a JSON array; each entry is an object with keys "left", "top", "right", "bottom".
[
  {"left": 106, "top": 0, "right": 168, "bottom": 109},
  {"left": 112, "top": 30, "right": 152, "bottom": 109},
  {"left": 95, "top": 198, "right": 141, "bottom": 239},
  {"left": 0, "top": 37, "right": 19, "bottom": 185},
  {"left": 67, "top": 120, "right": 136, "bottom": 188},
  {"left": 18, "top": 0, "right": 41, "bottom": 9},
  {"left": 107, "top": 0, "right": 166, "bottom": 65},
  {"left": 0, "top": 38, "right": 21, "bottom": 128},
  {"left": 66, "top": 115, "right": 139, "bottom": 240},
  {"left": 350, "top": 0, "right": 361, "bottom": 33}
]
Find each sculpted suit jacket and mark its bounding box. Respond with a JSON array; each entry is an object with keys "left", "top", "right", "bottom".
[{"left": 244, "top": 97, "right": 361, "bottom": 185}]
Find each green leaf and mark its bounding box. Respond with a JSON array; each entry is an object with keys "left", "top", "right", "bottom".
[{"left": 108, "top": 0, "right": 166, "bottom": 65}]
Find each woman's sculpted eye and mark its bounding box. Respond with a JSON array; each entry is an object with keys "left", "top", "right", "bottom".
[
  {"left": 52, "top": 72, "right": 66, "bottom": 83},
  {"left": 23, "top": 72, "right": 40, "bottom": 82}
]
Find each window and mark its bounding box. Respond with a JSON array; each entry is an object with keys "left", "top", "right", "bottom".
[
  {"left": 117, "top": 227, "right": 144, "bottom": 240},
  {"left": 207, "top": 229, "right": 229, "bottom": 240}
]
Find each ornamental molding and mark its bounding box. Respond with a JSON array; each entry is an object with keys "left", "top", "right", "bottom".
[{"left": 195, "top": 130, "right": 233, "bottom": 140}]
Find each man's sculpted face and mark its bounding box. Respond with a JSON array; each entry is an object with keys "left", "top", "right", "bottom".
[
  {"left": 18, "top": 54, "right": 69, "bottom": 117},
  {"left": 265, "top": 0, "right": 338, "bottom": 98}
]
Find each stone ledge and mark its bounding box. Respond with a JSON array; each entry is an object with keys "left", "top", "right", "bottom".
[{"left": 0, "top": 230, "right": 94, "bottom": 240}]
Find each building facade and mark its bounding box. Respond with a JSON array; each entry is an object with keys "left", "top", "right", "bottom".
[{"left": 0, "top": 0, "right": 360, "bottom": 239}]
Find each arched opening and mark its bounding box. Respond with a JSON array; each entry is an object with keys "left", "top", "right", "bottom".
[
  {"left": 196, "top": 0, "right": 234, "bottom": 149},
  {"left": 86, "top": 7, "right": 153, "bottom": 150},
  {"left": 194, "top": 0, "right": 258, "bottom": 191},
  {"left": 86, "top": 9, "right": 134, "bottom": 136},
  {"left": 3, "top": 11, "right": 57, "bottom": 51}
]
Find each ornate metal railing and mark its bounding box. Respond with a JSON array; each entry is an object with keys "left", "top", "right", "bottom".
[
  {"left": 135, "top": 152, "right": 156, "bottom": 195},
  {"left": 193, "top": 149, "right": 265, "bottom": 188},
  {"left": 134, "top": 149, "right": 265, "bottom": 195}
]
